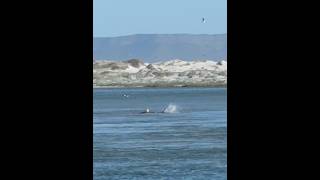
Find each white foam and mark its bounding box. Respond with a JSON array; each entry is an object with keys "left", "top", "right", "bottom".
[{"left": 163, "top": 103, "right": 179, "bottom": 113}]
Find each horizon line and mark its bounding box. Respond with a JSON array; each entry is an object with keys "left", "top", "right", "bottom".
[{"left": 93, "top": 33, "right": 227, "bottom": 38}]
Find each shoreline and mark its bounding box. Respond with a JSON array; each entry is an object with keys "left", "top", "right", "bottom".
[{"left": 93, "top": 85, "right": 227, "bottom": 89}]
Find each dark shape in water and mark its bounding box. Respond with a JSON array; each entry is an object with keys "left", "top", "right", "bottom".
[{"left": 140, "top": 108, "right": 165, "bottom": 114}]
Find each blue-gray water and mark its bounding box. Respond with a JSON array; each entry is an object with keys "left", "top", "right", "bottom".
[{"left": 94, "top": 87, "right": 227, "bottom": 180}]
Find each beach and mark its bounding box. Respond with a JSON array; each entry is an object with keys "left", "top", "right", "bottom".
[{"left": 93, "top": 59, "right": 227, "bottom": 88}]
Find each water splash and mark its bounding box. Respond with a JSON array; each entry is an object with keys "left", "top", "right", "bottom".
[{"left": 163, "top": 103, "right": 179, "bottom": 113}]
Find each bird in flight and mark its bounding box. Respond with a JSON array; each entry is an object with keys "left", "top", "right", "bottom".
[{"left": 202, "top": 17, "right": 206, "bottom": 23}]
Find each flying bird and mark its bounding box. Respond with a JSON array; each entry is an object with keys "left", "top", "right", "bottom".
[{"left": 202, "top": 17, "right": 206, "bottom": 23}]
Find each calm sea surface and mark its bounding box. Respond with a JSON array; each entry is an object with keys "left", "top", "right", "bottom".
[{"left": 94, "top": 87, "right": 227, "bottom": 180}]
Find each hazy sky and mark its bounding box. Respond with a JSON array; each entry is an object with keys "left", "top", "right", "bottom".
[{"left": 94, "top": 0, "right": 226, "bottom": 37}]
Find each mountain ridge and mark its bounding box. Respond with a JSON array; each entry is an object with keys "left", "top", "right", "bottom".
[{"left": 93, "top": 34, "right": 227, "bottom": 62}]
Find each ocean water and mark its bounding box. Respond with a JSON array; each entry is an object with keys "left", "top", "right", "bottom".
[{"left": 94, "top": 87, "right": 227, "bottom": 180}]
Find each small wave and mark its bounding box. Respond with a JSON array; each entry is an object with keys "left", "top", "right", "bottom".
[{"left": 163, "top": 103, "right": 179, "bottom": 113}]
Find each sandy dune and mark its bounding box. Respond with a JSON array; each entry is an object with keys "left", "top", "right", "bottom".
[{"left": 93, "top": 59, "right": 227, "bottom": 87}]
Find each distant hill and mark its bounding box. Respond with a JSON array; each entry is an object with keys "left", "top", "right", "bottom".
[{"left": 93, "top": 34, "right": 227, "bottom": 62}]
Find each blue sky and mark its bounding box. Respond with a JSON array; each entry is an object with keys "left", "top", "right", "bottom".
[{"left": 94, "top": 0, "right": 226, "bottom": 37}]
